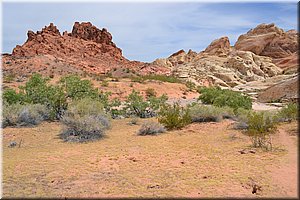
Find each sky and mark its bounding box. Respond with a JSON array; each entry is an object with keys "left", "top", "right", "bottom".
[{"left": 2, "top": 2, "right": 298, "bottom": 62}]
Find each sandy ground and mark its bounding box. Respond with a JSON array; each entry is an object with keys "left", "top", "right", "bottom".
[{"left": 2, "top": 119, "right": 297, "bottom": 198}]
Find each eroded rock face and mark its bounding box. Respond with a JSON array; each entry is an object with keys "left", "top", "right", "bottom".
[
  {"left": 153, "top": 35, "right": 283, "bottom": 88},
  {"left": 204, "top": 36, "right": 231, "bottom": 56},
  {"left": 235, "top": 23, "right": 298, "bottom": 59},
  {"left": 7, "top": 22, "right": 170, "bottom": 76}
]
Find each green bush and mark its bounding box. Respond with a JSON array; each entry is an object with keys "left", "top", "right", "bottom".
[
  {"left": 138, "top": 121, "right": 166, "bottom": 136},
  {"left": 245, "top": 111, "right": 277, "bottom": 150},
  {"left": 158, "top": 103, "right": 191, "bottom": 130},
  {"left": 124, "top": 90, "right": 167, "bottom": 118},
  {"left": 3, "top": 89, "right": 24, "bottom": 104},
  {"left": 277, "top": 103, "right": 298, "bottom": 122},
  {"left": 198, "top": 87, "right": 252, "bottom": 110},
  {"left": 130, "top": 74, "right": 181, "bottom": 84},
  {"left": 18, "top": 73, "right": 67, "bottom": 119},
  {"left": 60, "top": 98, "right": 110, "bottom": 142},
  {"left": 142, "top": 74, "right": 182, "bottom": 83},
  {"left": 59, "top": 75, "right": 98, "bottom": 100},
  {"left": 3, "top": 103, "right": 49, "bottom": 128}
]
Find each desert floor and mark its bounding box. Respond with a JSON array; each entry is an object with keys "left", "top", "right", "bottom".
[{"left": 2, "top": 118, "right": 298, "bottom": 198}]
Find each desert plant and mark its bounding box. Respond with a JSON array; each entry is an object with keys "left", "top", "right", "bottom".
[
  {"left": 145, "top": 88, "right": 157, "bottom": 98},
  {"left": 185, "top": 81, "right": 196, "bottom": 91},
  {"left": 60, "top": 98, "right": 110, "bottom": 142},
  {"left": 124, "top": 90, "right": 149, "bottom": 118},
  {"left": 3, "top": 89, "right": 25, "bottom": 105},
  {"left": 198, "top": 87, "right": 252, "bottom": 111},
  {"left": 142, "top": 74, "right": 182, "bottom": 83},
  {"left": 2, "top": 103, "right": 49, "bottom": 128},
  {"left": 138, "top": 121, "right": 166, "bottom": 136},
  {"left": 189, "top": 104, "right": 235, "bottom": 123},
  {"left": 59, "top": 75, "right": 98, "bottom": 100},
  {"left": 130, "top": 76, "right": 145, "bottom": 83},
  {"left": 124, "top": 90, "right": 168, "bottom": 118},
  {"left": 158, "top": 103, "right": 191, "bottom": 130},
  {"left": 245, "top": 111, "right": 277, "bottom": 150},
  {"left": 18, "top": 73, "right": 67, "bottom": 119},
  {"left": 277, "top": 103, "right": 298, "bottom": 122},
  {"left": 128, "top": 117, "right": 139, "bottom": 125}
]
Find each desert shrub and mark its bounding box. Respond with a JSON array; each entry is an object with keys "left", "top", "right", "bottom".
[
  {"left": 189, "top": 104, "right": 235, "bottom": 123},
  {"left": 101, "top": 80, "right": 109, "bottom": 87},
  {"left": 185, "top": 81, "right": 196, "bottom": 91},
  {"left": 142, "top": 74, "right": 182, "bottom": 83},
  {"left": 19, "top": 73, "right": 67, "bottom": 119},
  {"left": 3, "top": 89, "right": 25, "bottom": 104},
  {"left": 245, "top": 111, "right": 277, "bottom": 150},
  {"left": 148, "top": 94, "right": 168, "bottom": 111},
  {"left": 128, "top": 117, "right": 139, "bottom": 125},
  {"left": 59, "top": 75, "right": 98, "bottom": 100},
  {"left": 233, "top": 121, "right": 249, "bottom": 130},
  {"left": 130, "top": 76, "right": 145, "bottom": 83},
  {"left": 145, "top": 88, "right": 157, "bottom": 98},
  {"left": 2, "top": 103, "right": 49, "bottom": 128},
  {"left": 60, "top": 98, "right": 110, "bottom": 142},
  {"left": 158, "top": 103, "right": 191, "bottom": 130},
  {"left": 3, "top": 74, "right": 15, "bottom": 83},
  {"left": 19, "top": 73, "right": 51, "bottom": 104},
  {"left": 198, "top": 87, "right": 252, "bottom": 110},
  {"left": 124, "top": 90, "right": 167, "bottom": 118},
  {"left": 138, "top": 121, "right": 166, "bottom": 136},
  {"left": 124, "top": 90, "right": 149, "bottom": 118},
  {"left": 276, "top": 103, "right": 298, "bottom": 122}
]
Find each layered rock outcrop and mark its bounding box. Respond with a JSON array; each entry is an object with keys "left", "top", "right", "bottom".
[
  {"left": 234, "top": 23, "right": 298, "bottom": 73},
  {"left": 153, "top": 35, "right": 283, "bottom": 88}
]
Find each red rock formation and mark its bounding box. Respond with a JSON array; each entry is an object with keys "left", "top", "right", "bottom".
[{"left": 8, "top": 22, "right": 170, "bottom": 76}]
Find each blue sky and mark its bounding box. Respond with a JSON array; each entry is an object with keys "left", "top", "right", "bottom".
[{"left": 2, "top": 2, "right": 298, "bottom": 62}]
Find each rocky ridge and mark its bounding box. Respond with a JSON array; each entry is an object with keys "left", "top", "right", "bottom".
[
  {"left": 4, "top": 22, "right": 169, "bottom": 77},
  {"left": 152, "top": 23, "right": 298, "bottom": 88}
]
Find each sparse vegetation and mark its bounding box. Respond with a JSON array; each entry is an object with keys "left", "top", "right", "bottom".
[
  {"left": 245, "top": 111, "right": 278, "bottom": 150},
  {"left": 138, "top": 121, "right": 166, "bottom": 136},
  {"left": 128, "top": 117, "right": 139, "bottom": 125},
  {"left": 145, "top": 88, "right": 157, "bottom": 98},
  {"left": 60, "top": 98, "right": 110, "bottom": 142},
  {"left": 185, "top": 80, "right": 196, "bottom": 91},
  {"left": 2, "top": 103, "right": 49, "bottom": 128},
  {"left": 277, "top": 103, "right": 298, "bottom": 122},
  {"left": 101, "top": 80, "right": 109, "bottom": 87},
  {"left": 130, "top": 74, "right": 181, "bottom": 84},
  {"left": 124, "top": 90, "right": 168, "bottom": 118},
  {"left": 158, "top": 103, "right": 191, "bottom": 130},
  {"left": 189, "top": 104, "right": 235, "bottom": 123}
]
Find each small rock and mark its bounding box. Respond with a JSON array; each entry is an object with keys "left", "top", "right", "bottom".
[{"left": 8, "top": 141, "right": 17, "bottom": 148}]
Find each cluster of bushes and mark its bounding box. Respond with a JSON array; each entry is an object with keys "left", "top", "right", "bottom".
[
  {"left": 189, "top": 104, "right": 235, "bottom": 123},
  {"left": 198, "top": 87, "right": 252, "bottom": 111},
  {"left": 124, "top": 90, "right": 168, "bottom": 118},
  {"left": 130, "top": 74, "right": 182, "bottom": 84},
  {"left": 2, "top": 102, "right": 49, "bottom": 128}
]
